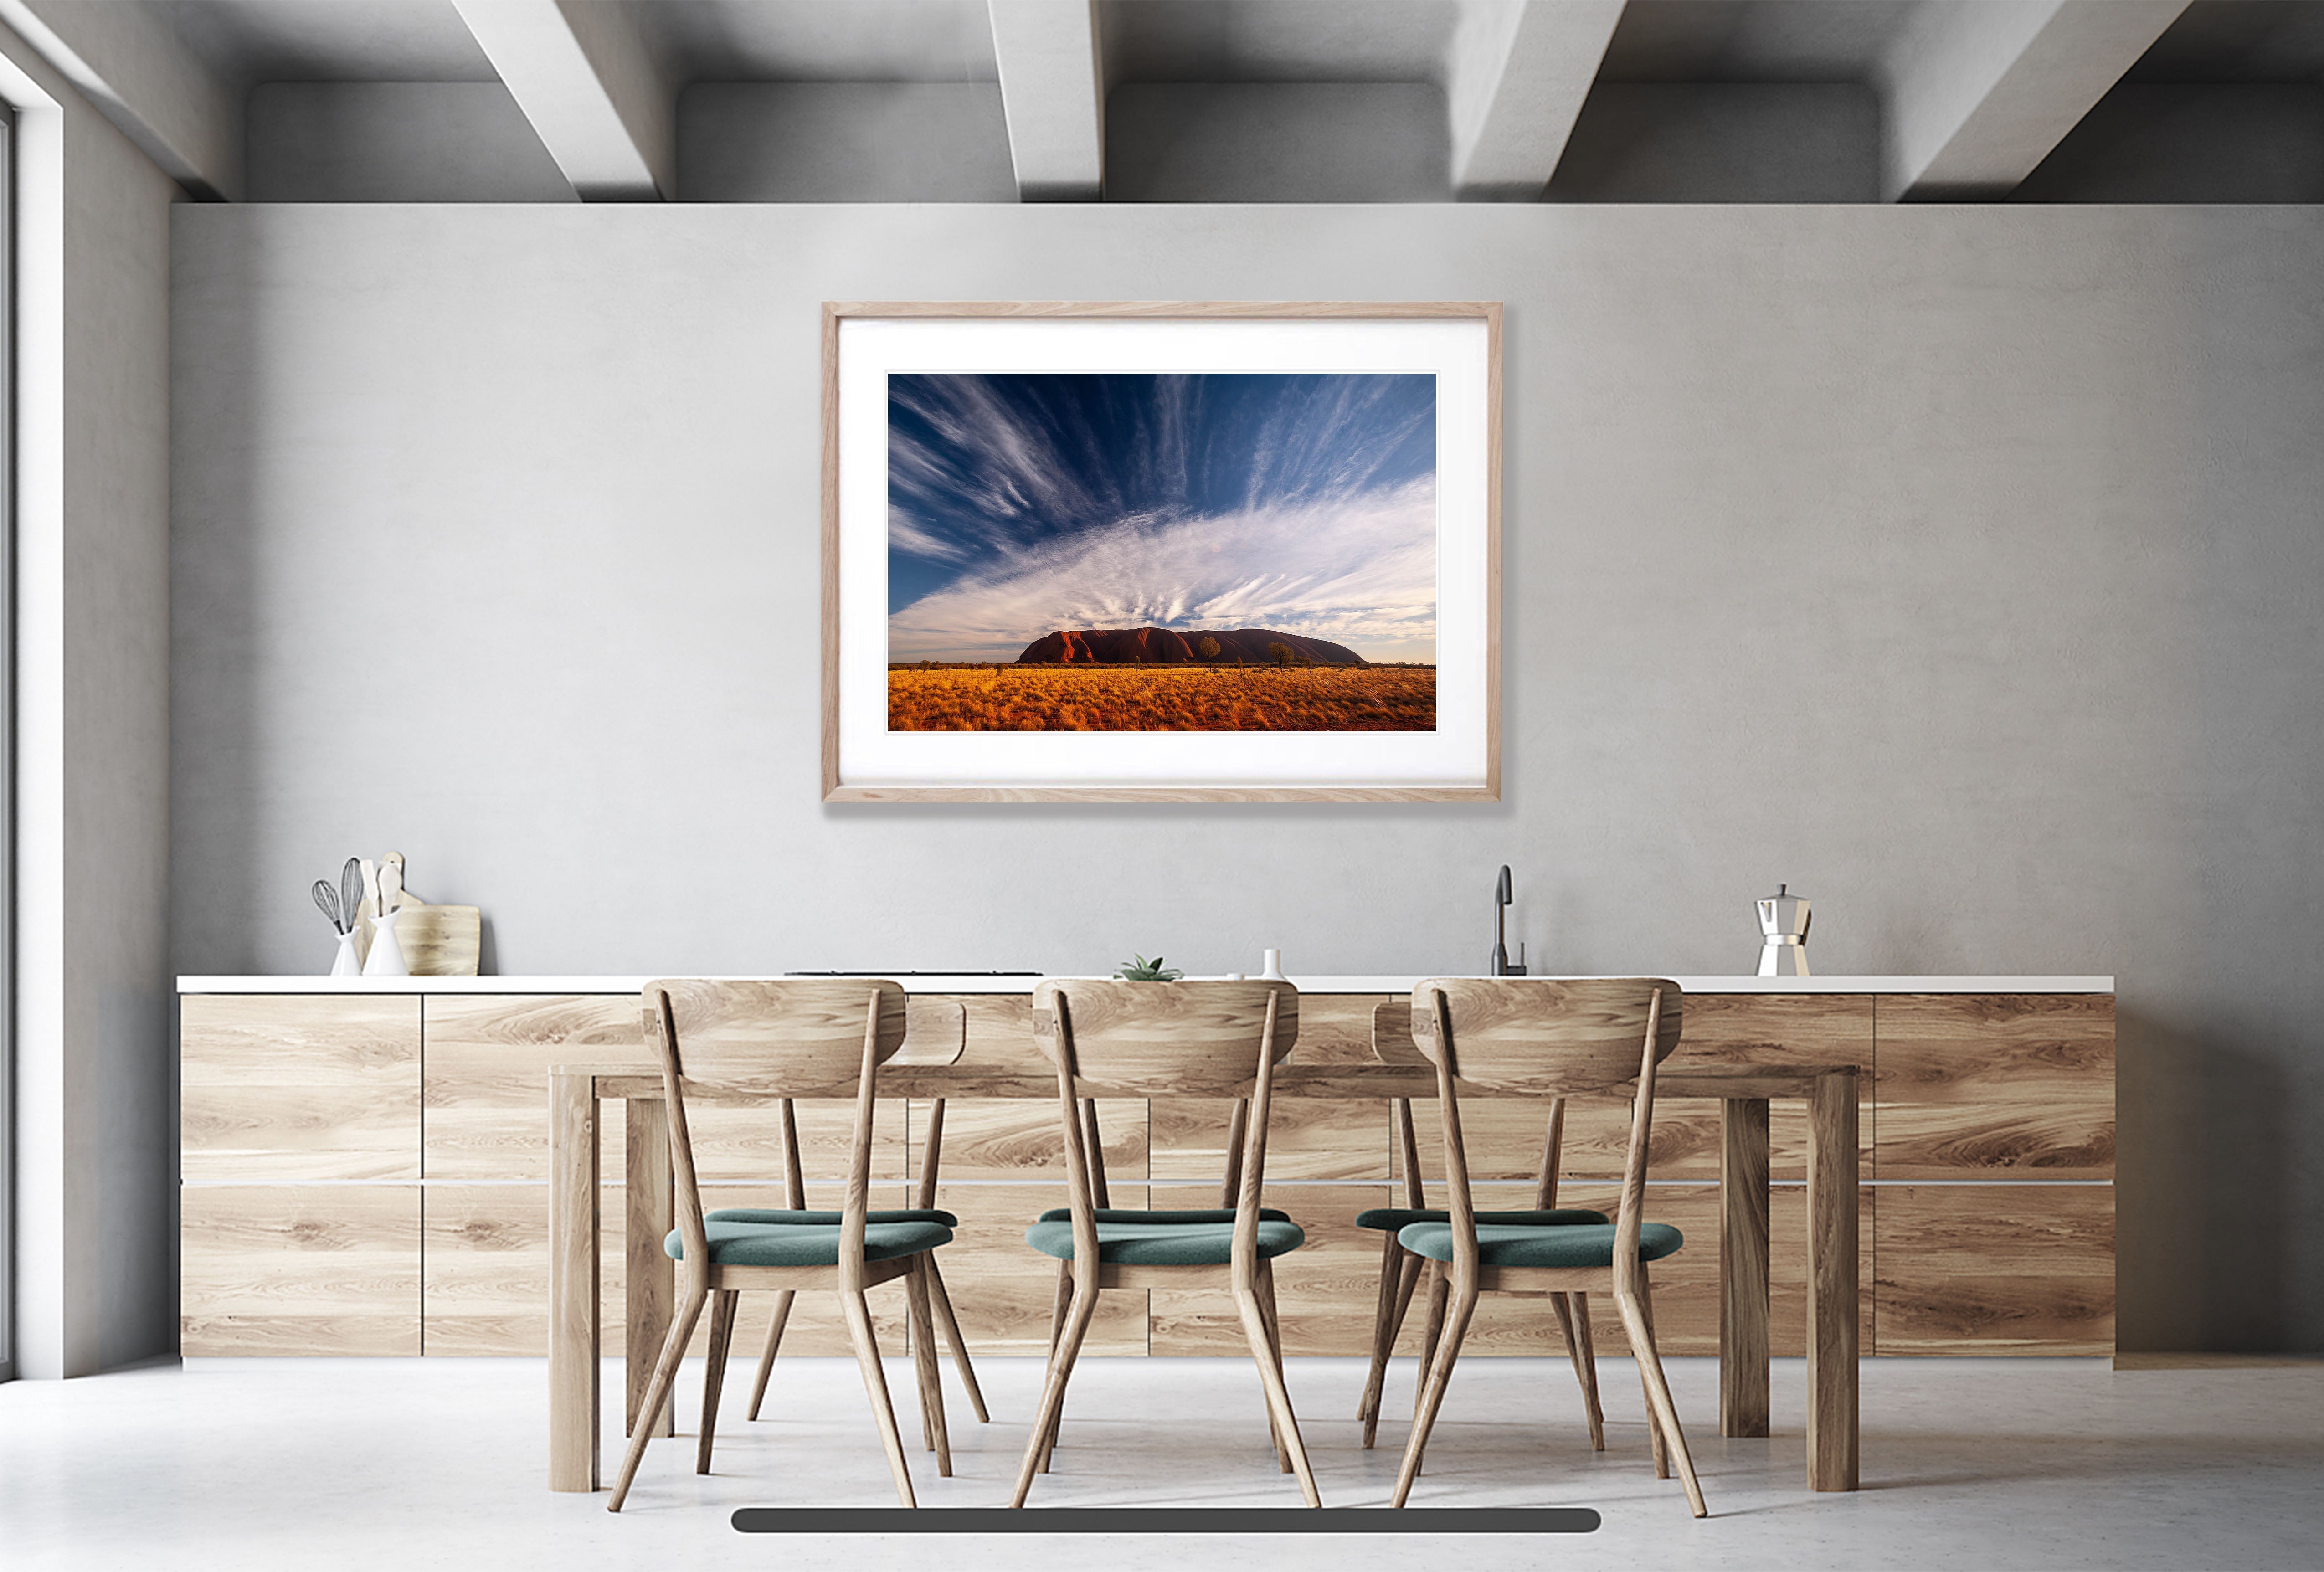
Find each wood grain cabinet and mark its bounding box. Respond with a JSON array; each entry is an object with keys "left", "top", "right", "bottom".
[
  {"left": 180, "top": 982, "right": 2114, "bottom": 1358},
  {"left": 180, "top": 996, "right": 421, "bottom": 1354},
  {"left": 1872, "top": 994, "right": 2116, "bottom": 1353}
]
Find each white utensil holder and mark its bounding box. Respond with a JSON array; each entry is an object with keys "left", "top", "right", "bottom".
[
  {"left": 363, "top": 908, "right": 410, "bottom": 977},
  {"left": 329, "top": 930, "right": 361, "bottom": 977}
]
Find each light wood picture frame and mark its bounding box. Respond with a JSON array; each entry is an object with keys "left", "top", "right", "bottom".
[{"left": 821, "top": 301, "right": 1501, "bottom": 802}]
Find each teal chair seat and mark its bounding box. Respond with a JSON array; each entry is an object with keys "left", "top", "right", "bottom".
[
  {"left": 709, "top": 1206, "right": 960, "bottom": 1228},
  {"left": 1396, "top": 1220, "right": 1683, "bottom": 1269},
  {"left": 667, "top": 1218, "right": 952, "bottom": 1268},
  {"left": 1355, "top": 1205, "right": 1608, "bottom": 1232},
  {"left": 1026, "top": 1212, "right": 1306, "bottom": 1266},
  {"left": 1037, "top": 1206, "right": 1291, "bottom": 1225}
]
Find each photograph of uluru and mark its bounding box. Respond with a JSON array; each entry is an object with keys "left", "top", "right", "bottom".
[{"left": 885, "top": 370, "right": 1437, "bottom": 732}]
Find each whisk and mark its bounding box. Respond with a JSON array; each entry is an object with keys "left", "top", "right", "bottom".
[
  {"left": 312, "top": 878, "right": 348, "bottom": 935},
  {"left": 312, "top": 858, "right": 365, "bottom": 935}
]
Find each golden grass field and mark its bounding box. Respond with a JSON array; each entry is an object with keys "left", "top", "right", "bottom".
[{"left": 887, "top": 664, "right": 1435, "bottom": 732}]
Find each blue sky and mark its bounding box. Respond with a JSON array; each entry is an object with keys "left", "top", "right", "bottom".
[{"left": 887, "top": 371, "right": 1438, "bottom": 662}]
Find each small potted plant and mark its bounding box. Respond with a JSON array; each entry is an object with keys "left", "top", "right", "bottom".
[{"left": 1113, "top": 953, "right": 1183, "bottom": 981}]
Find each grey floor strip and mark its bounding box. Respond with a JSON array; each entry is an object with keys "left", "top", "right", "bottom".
[{"left": 732, "top": 1507, "right": 1599, "bottom": 1533}]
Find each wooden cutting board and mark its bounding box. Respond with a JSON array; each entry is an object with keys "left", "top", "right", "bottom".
[{"left": 355, "top": 895, "right": 482, "bottom": 976}]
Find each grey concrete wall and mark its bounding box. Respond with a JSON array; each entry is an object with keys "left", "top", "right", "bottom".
[
  {"left": 1548, "top": 84, "right": 1880, "bottom": 203},
  {"left": 70, "top": 109, "right": 177, "bottom": 1378},
  {"left": 1, "top": 20, "right": 178, "bottom": 1375},
  {"left": 678, "top": 83, "right": 1015, "bottom": 202},
  {"left": 170, "top": 203, "right": 2324, "bottom": 1352},
  {"left": 245, "top": 83, "right": 573, "bottom": 203},
  {"left": 1106, "top": 83, "right": 1450, "bottom": 200},
  {"left": 2016, "top": 84, "right": 2324, "bottom": 205}
]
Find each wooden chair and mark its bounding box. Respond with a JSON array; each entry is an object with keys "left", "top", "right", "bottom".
[
  {"left": 609, "top": 979, "right": 956, "bottom": 1511},
  {"left": 1014, "top": 978, "right": 1321, "bottom": 1508},
  {"left": 1392, "top": 978, "right": 1707, "bottom": 1516},
  {"left": 1021, "top": 1095, "right": 1293, "bottom": 1477},
  {"left": 1355, "top": 1002, "right": 1612, "bottom": 1450},
  {"left": 717, "top": 1093, "right": 989, "bottom": 1428}
]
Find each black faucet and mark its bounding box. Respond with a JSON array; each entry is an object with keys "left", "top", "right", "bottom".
[{"left": 1492, "top": 865, "right": 1528, "bottom": 976}]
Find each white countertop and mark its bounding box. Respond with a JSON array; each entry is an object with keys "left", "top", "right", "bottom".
[{"left": 177, "top": 973, "right": 2116, "bottom": 995}]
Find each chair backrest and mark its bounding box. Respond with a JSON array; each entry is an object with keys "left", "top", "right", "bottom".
[
  {"left": 1373, "top": 997, "right": 1571, "bottom": 1210},
  {"left": 1032, "top": 979, "right": 1298, "bottom": 1096},
  {"left": 1409, "top": 978, "right": 1682, "bottom": 1094},
  {"left": 1411, "top": 978, "right": 1684, "bottom": 1293},
  {"left": 642, "top": 979, "right": 909, "bottom": 1287},
  {"left": 1035, "top": 979, "right": 1298, "bottom": 1273},
  {"left": 649, "top": 978, "right": 909, "bottom": 1087}
]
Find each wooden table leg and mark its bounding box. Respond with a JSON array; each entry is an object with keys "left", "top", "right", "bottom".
[
  {"left": 627, "top": 1095, "right": 675, "bottom": 1440},
  {"left": 1720, "top": 1096, "right": 1771, "bottom": 1439},
  {"left": 548, "top": 1070, "right": 601, "bottom": 1491},
  {"left": 1806, "top": 1069, "right": 1860, "bottom": 1491}
]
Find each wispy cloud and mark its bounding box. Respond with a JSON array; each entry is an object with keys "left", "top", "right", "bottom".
[
  {"left": 887, "top": 507, "right": 973, "bottom": 563},
  {"left": 889, "top": 476, "right": 1438, "bottom": 662},
  {"left": 887, "top": 371, "right": 1438, "bottom": 661}
]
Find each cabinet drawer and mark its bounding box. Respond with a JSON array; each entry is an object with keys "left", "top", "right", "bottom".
[
  {"left": 1876, "top": 995, "right": 2114, "bottom": 1179},
  {"left": 182, "top": 996, "right": 419, "bottom": 1182},
  {"left": 181, "top": 1184, "right": 419, "bottom": 1354},
  {"left": 1874, "top": 1184, "right": 2115, "bottom": 1353}
]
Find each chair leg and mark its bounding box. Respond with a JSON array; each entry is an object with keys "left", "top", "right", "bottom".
[
  {"left": 1617, "top": 1282, "right": 1707, "bottom": 1518},
  {"left": 924, "top": 1257, "right": 990, "bottom": 1423},
  {"left": 1239, "top": 1259, "right": 1322, "bottom": 1507},
  {"left": 1254, "top": 1257, "right": 1293, "bottom": 1474},
  {"left": 744, "top": 1290, "right": 796, "bottom": 1422},
  {"left": 1357, "top": 1234, "right": 1401, "bottom": 1429},
  {"left": 904, "top": 1258, "right": 953, "bottom": 1477},
  {"left": 696, "top": 1289, "right": 739, "bottom": 1475},
  {"left": 1012, "top": 1279, "right": 1100, "bottom": 1507},
  {"left": 1392, "top": 1272, "right": 1479, "bottom": 1507},
  {"left": 1363, "top": 1248, "right": 1425, "bottom": 1449},
  {"left": 1560, "top": 1291, "right": 1606, "bottom": 1451},
  {"left": 840, "top": 1289, "right": 918, "bottom": 1509},
  {"left": 608, "top": 1286, "right": 710, "bottom": 1513},
  {"left": 1039, "top": 1259, "right": 1073, "bottom": 1472},
  {"left": 1413, "top": 1259, "right": 1450, "bottom": 1430},
  {"left": 1634, "top": 1274, "right": 1670, "bottom": 1476}
]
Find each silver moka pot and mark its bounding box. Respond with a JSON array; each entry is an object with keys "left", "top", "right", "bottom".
[{"left": 1756, "top": 884, "right": 1811, "bottom": 977}]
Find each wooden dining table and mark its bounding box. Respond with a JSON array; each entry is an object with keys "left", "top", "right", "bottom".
[{"left": 545, "top": 1046, "right": 1860, "bottom": 1499}]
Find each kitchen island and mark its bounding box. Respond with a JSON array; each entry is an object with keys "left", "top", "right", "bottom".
[{"left": 177, "top": 974, "right": 2114, "bottom": 1366}]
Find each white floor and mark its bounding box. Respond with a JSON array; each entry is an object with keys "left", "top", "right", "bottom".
[{"left": 2, "top": 1354, "right": 2319, "bottom": 1572}]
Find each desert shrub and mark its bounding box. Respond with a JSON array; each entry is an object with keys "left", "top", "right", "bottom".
[{"left": 887, "top": 665, "right": 1434, "bottom": 733}]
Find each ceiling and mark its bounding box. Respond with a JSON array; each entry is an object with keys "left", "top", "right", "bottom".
[
  {"left": 143, "top": 0, "right": 2324, "bottom": 88},
  {"left": 2126, "top": 0, "right": 2324, "bottom": 79},
  {"left": 22, "top": 0, "right": 2324, "bottom": 204},
  {"left": 1596, "top": 0, "right": 1926, "bottom": 83},
  {"left": 164, "top": 0, "right": 499, "bottom": 82},
  {"left": 631, "top": 0, "right": 1000, "bottom": 83}
]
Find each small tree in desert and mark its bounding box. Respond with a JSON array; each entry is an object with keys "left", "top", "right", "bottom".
[
  {"left": 1196, "top": 635, "right": 1222, "bottom": 662},
  {"left": 1266, "top": 642, "right": 1294, "bottom": 667}
]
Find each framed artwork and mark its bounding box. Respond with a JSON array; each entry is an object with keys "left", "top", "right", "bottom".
[{"left": 821, "top": 302, "right": 1500, "bottom": 801}]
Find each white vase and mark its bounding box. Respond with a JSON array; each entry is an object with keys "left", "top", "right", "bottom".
[
  {"left": 1260, "top": 948, "right": 1285, "bottom": 981},
  {"left": 363, "top": 908, "right": 410, "bottom": 977},
  {"left": 329, "top": 930, "right": 360, "bottom": 977}
]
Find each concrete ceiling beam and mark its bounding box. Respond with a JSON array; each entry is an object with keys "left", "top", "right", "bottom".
[
  {"left": 988, "top": 0, "right": 1105, "bottom": 201},
  {"left": 1879, "top": 0, "right": 2189, "bottom": 201},
  {"left": 1448, "top": 0, "right": 1627, "bottom": 201},
  {"left": 452, "top": 0, "right": 673, "bottom": 200},
  {"left": 0, "top": 0, "right": 242, "bottom": 199}
]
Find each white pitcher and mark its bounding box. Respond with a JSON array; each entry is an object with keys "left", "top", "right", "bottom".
[{"left": 363, "top": 907, "right": 410, "bottom": 977}]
